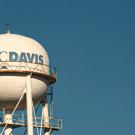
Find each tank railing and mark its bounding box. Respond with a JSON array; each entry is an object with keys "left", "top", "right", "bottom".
[
  {"left": 0, "top": 61, "right": 57, "bottom": 79},
  {"left": 0, "top": 114, "right": 62, "bottom": 129}
]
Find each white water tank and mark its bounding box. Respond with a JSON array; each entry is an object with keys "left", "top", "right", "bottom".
[{"left": 0, "top": 33, "right": 56, "bottom": 110}]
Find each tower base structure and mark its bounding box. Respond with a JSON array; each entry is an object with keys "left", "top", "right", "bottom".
[{"left": 0, "top": 75, "right": 62, "bottom": 135}]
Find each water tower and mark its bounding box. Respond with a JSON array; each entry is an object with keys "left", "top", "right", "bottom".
[{"left": 0, "top": 31, "right": 62, "bottom": 135}]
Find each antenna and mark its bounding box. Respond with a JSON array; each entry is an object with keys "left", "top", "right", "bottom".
[{"left": 5, "top": 24, "right": 11, "bottom": 34}]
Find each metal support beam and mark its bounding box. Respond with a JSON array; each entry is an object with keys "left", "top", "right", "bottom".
[
  {"left": 26, "top": 74, "right": 33, "bottom": 135},
  {"left": 42, "top": 95, "right": 51, "bottom": 135},
  {"left": 50, "top": 86, "right": 54, "bottom": 119}
]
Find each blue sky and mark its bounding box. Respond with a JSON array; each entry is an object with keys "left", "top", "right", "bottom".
[{"left": 0, "top": 0, "right": 135, "bottom": 134}]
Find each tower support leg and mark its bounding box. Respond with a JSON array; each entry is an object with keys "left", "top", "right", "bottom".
[
  {"left": 42, "top": 96, "right": 51, "bottom": 135},
  {"left": 26, "top": 74, "right": 33, "bottom": 135},
  {"left": 4, "top": 111, "right": 12, "bottom": 135}
]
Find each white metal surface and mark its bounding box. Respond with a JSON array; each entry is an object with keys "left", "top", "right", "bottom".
[
  {"left": 0, "top": 33, "right": 49, "bottom": 69},
  {"left": 0, "top": 75, "right": 49, "bottom": 110},
  {"left": 26, "top": 74, "right": 33, "bottom": 135}
]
